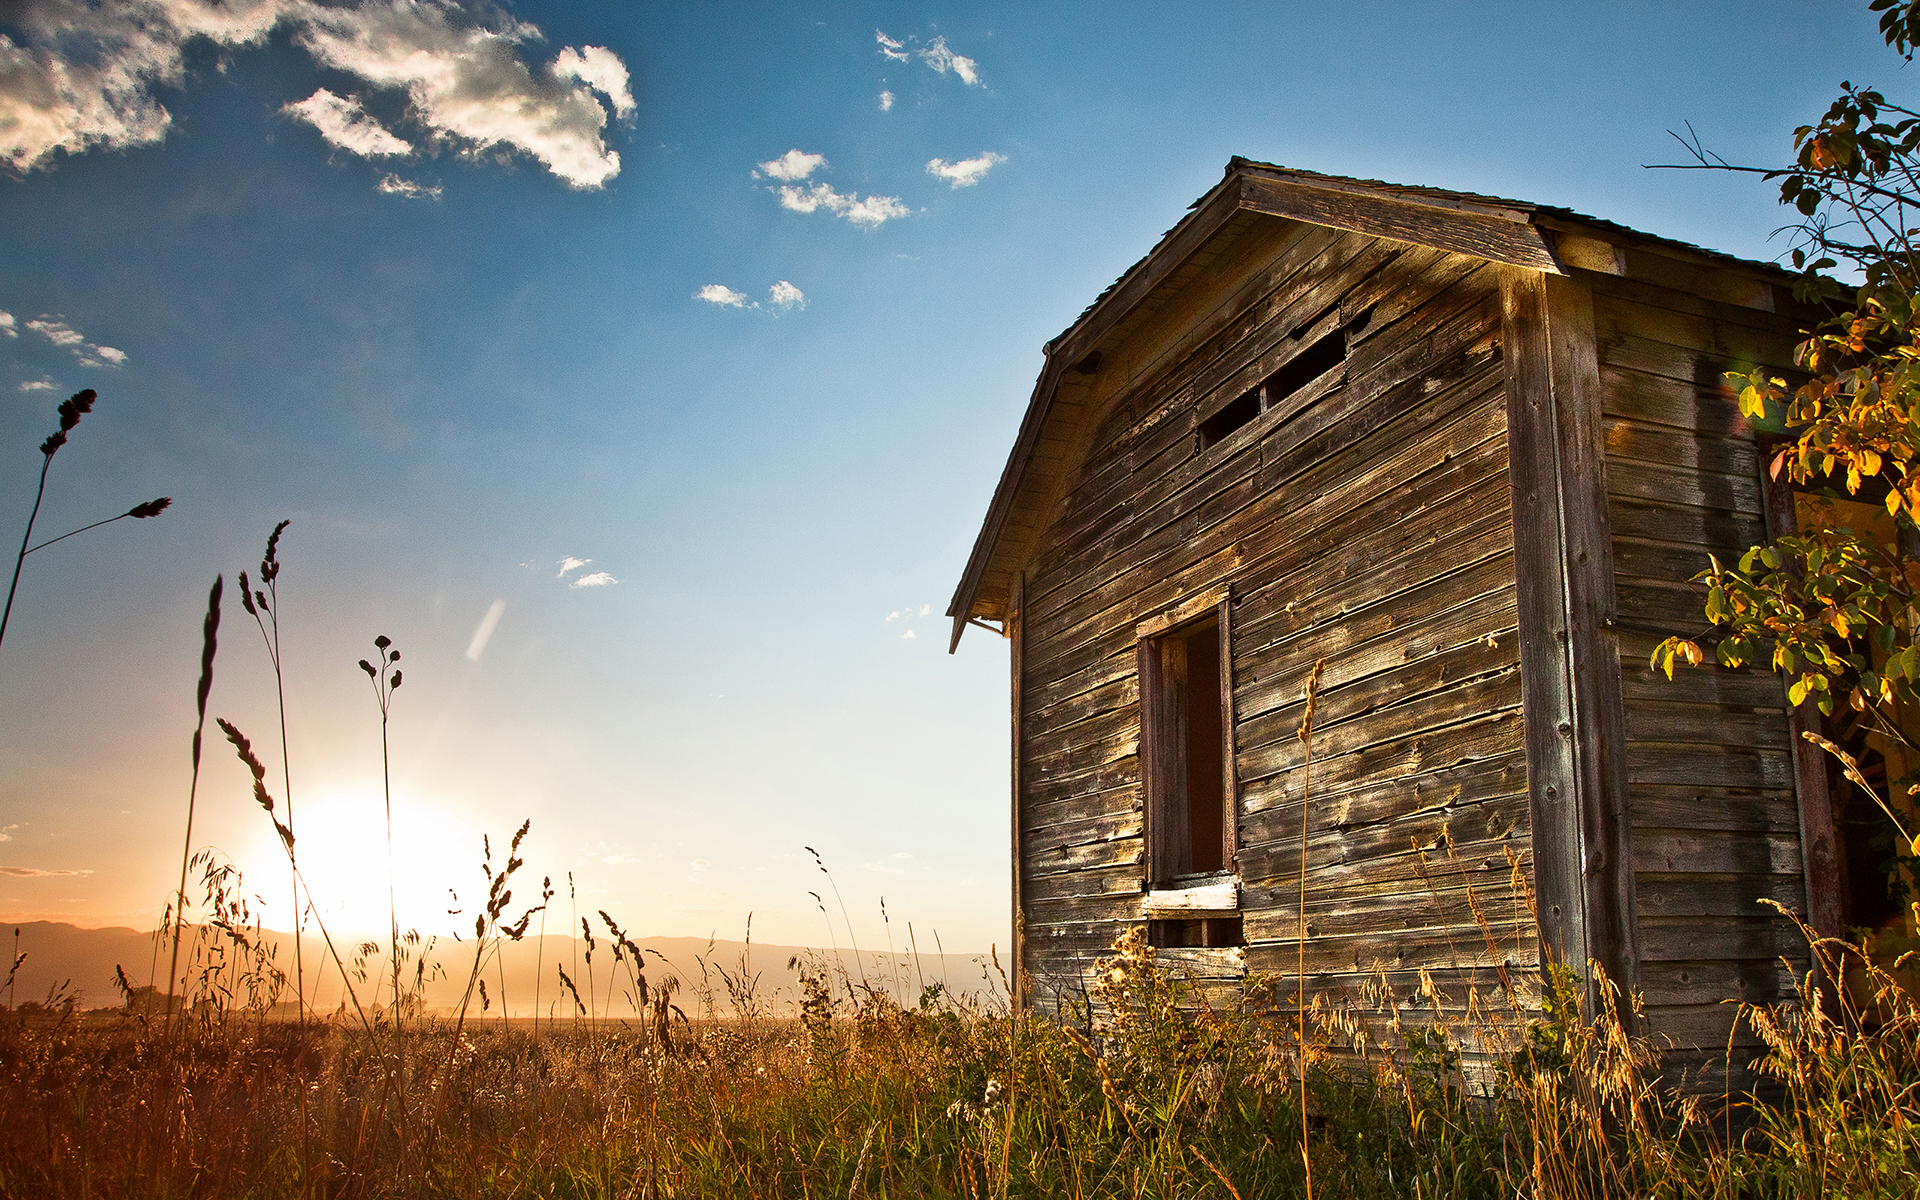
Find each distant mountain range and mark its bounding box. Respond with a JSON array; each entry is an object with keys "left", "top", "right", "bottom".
[{"left": 1, "top": 921, "right": 1002, "bottom": 1018}]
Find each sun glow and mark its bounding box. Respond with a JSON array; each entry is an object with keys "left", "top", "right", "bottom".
[{"left": 240, "top": 787, "right": 493, "bottom": 938}]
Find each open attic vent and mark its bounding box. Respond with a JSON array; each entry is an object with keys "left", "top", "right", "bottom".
[{"left": 1197, "top": 306, "right": 1371, "bottom": 450}]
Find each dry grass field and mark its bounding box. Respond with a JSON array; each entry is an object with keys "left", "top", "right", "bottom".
[{"left": 2, "top": 912, "right": 1917, "bottom": 1199}]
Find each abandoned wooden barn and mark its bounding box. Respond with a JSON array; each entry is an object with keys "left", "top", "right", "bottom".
[{"left": 947, "top": 159, "right": 1892, "bottom": 1056}]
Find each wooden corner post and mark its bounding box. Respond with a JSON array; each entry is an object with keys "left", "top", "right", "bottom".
[
  {"left": 1008, "top": 571, "right": 1026, "bottom": 1014},
  {"left": 1500, "top": 267, "right": 1642, "bottom": 1016},
  {"left": 1759, "top": 471, "right": 1846, "bottom": 956}
]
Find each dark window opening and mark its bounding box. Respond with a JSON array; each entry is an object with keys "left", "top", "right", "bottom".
[
  {"left": 1822, "top": 703, "right": 1908, "bottom": 932},
  {"left": 1142, "top": 614, "right": 1230, "bottom": 882},
  {"left": 1149, "top": 916, "right": 1242, "bottom": 949},
  {"left": 1197, "top": 389, "right": 1261, "bottom": 449},
  {"left": 1195, "top": 312, "right": 1361, "bottom": 451}
]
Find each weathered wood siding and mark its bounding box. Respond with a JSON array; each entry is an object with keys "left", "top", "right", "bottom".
[
  {"left": 1015, "top": 216, "right": 1534, "bottom": 1025},
  {"left": 1591, "top": 264, "right": 1813, "bottom": 1054}
]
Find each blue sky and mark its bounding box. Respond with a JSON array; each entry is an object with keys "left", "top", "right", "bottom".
[{"left": 0, "top": 1, "right": 1899, "bottom": 951}]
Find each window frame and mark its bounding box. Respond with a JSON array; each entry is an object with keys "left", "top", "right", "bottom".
[{"left": 1136, "top": 586, "right": 1241, "bottom": 891}]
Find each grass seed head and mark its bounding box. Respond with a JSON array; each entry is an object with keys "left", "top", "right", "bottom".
[
  {"left": 39, "top": 388, "right": 97, "bottom": 456},
  {"left": 260, "top": 519, "right": 289, "bottom": 583}
]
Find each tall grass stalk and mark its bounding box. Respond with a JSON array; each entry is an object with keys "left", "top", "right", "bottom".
[
  {"left": 22, "top": 496, "right": 171, "bottom": 557},
  {"left": 1, "top": 389, "right": 94, "bottom": 654},
  {"left": 357, "top": 634, "right": 405, "bottom": 1161},
  {"left": 163, "top": 574, "right": 222, "bottom": 1022},
  {"left": 238, "top": 521, "right": 300, "bottom": 1019}
]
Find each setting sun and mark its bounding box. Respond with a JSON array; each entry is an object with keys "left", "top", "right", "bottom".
[{"left": 240, "top": 787, "right": 488, "bottom": 939}]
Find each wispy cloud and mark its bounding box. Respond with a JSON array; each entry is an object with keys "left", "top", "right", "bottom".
[
  {"left": 0, "top": 1, "right": 633, "bottom": 190},
  {"left": 775, "top": 182, "right": 908, "bottom": 227},
  {"left": 878, "top": 90, "right": 894, "bottom": 111},
  {"left": 465, "top": 598, "right": 505, "bottom": 661},
  {"left": 887, "top": 603, "right": 932, "bottom": 640},
  {"left": 768, "top": 280, "right": 804, "bottom": 311},
  {"left": 695, "top": 284, "right": 751, "bottom": 308},
  {"left": 875, "top": 30, "right": 981, "bottom": 85},
  {"left": 557, "top": 556, "right": 592, "bottom": 577},
  {"left": 25, "top": 317, "right": 81, "bottom": 348},
  {"left": 756, "top": 148, "right": 825, "bottom": 180},
  {"left": 17, "top": 379, "right": 53, "bottom": 392},
  {"left": 282, "top": 87, "right": 411, "bottom": 157},
  {"left": 861, "top": 861, "right": 904, "bottom": 874},
  {"left": 0, "top": 312, "right": 16, "bottom": 337},
  {"left": 0, "top": 866, "right": 93, "bottom": 877},
  {"left": 927, "top": 151, "right": 1004, "bottom": 188},
  {"left": 376, "top": 172, "right": 440, "bottom": 200},
  {"left": 757, "top": 149, "right": 907, "bottom": 227},
  {"left": 571, "top": 571, "right": 617, "bottom": 588},
  {"left": 918, "top": 36, "right": 980, "bottom": 85},
  {"left": 24, "top": 316, "right": 125, "bottom": 368}
]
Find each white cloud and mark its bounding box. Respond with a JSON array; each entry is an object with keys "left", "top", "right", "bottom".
[
  {"left": 294, "top": 5, "right": 628, "bottom": 189},
  {"left": 884, "top": 610, "right": 901, "bottom": 622},
  {"left": 775, "top": 182, "right": 907, "bottom": 227},
  {"left": 0, "top": 0, "right": 284, "bottom": 174},
  {"left": 927, "top": 151, "right": 1004, "bottom": 189},
  {"left": 553, "top": 44, "right": 634, "bottom": 119},
  {"left": 757, "top": 148, "right": 825, "bottom": 180},
  {"left": 874, "top": 29, "right": 980, "bottom": 85},
  {"left": 0, "top": 312, "right": 15, "bottom": 337},
  {"left": 901, "top": 629, "right": 917, "bottom": 639},
  {"left": 465, "top": 598, "right": 505, "bottom": 661},
  {"left": 918, "top": 36, "right": 980, "bottom": 85},
  {"left": 18, "top": 379, "right": 53, "bottom": 392},
  {"left": 26, "top": 317, "right": 82, "bottom": 347},
  {"left": 0, "top": 824, "right": 14, "bottom": 842},
  {"left": 861, "top": 861, "right": 904, "bottom": 874},
  {"left": 878, "top": 90, "right": 893, "bottom": 111},
  {"left": 0, "top": 1, "right": 632, "bottom": 189},
  {"left": 282, "top": 87, "right": 411, "bottom": 158},
  {"left": 376, "top": 172, "right": 440, "bottom": 200},
  {"left": 919, "top": 604, "right": 930, "bottom": 615},
  {"left": 557, "top": 556, "right": 592, "bottom": 576},
  {"left": 571, "top": 571, "right": 617, "bottom": 588},
  {"left": 24, "top": 315, "right": 126, "bottom": 367},
  {"left": 695, "top": 283, "right": 750, "bottom": 307},
  {"left": 768, "top": 280, "right": 804, "bottom": 310}
]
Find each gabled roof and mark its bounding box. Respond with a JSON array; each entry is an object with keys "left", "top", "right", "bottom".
[{"left": 946, "top": 158, "right": 1798, "bottom": 651}]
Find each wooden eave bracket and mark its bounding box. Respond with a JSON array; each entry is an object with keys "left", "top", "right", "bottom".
[{"left": 1235, "top": 171, "right": 1567, "bottom": 275}]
